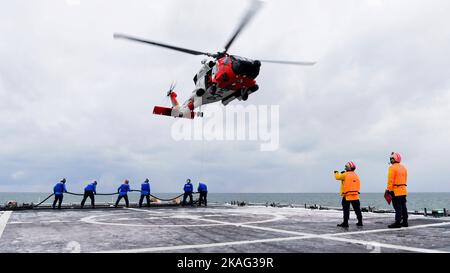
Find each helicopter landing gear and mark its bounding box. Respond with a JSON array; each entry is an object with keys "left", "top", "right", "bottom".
[
  {"left": 196, "top": 89, "right": 205, "bottom": 96},
  {"left": 249, "top": 84, "right": 259, "bottom": 92},
  {"left": 241, "top": 88, "right": 249, "bottom": 101}
]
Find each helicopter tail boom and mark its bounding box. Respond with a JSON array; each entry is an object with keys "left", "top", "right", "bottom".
[{"left": 153, "top": 106, "right": 198, "bottom": 119}]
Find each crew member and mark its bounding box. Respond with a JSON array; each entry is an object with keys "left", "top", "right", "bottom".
[
  {"left": 334, "top": 161, "right": 363, "bottom": 228},
  {"left": 182, "top": 179, "right": 194, "bottom": 206},
  {"left": 386, "top": 152, "right": 409, "bottom": 228},
  {"left": 139, "top": 178, "right": 151, "bottom": 208},
  {"left": 52, "top": 178, "right": 67, "bottom": 209},
  {"left": 197, "top": 182, "right": 208, "bottom": 206},
  {"left": 81, "top": 181, "right": 97, "bottom": 209},
  {"left": 115, "top": 180, "right": 131, "bottom": 208}
]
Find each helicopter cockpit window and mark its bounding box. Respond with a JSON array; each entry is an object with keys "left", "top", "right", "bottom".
[
  {"left": 224, "top": 57, "right": 231, "bottom": 65},
  {"left": 212, "top": 64, "right": 219, "bottom": 78}
]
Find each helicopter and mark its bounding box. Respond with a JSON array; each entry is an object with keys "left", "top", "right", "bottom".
[{"left": 114, "top": 0, "right": 315, "bottom": 119}]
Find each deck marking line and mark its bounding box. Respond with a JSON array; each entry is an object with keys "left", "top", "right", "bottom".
[
  {"left": 96, "top": 231, "right": 446, "bottom": 253},
  {"left": 80, "top": 208, "right": 283, "bottom": 228},
  {"left": 173, "top": 218, "right": 450, "bottom": 253},
  {"left": 331, "top": 221, "right": 450, "bottom": 237},
  {"left": 96, "top": 235, "right": 310, "bottom": 253},
  {"left": 317, "top": 235, "right": 448, "bottom": 253},
  {"left": 100, "top": 209, "right": 450, "bottom": 253},
  {"left": 0, "top": 211, "right": 12, "bottom": 240}
]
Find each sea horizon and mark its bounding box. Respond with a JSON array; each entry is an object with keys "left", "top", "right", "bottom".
[{"left": 1, "top": 192, "right": 449, "bottom": 211}]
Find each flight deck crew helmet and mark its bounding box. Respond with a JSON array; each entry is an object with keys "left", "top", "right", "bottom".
[
  {"left": 93, "top": 181, "right": 97, "bottom": 185},
  {"left": 186, "top": 178, "right": 191, "bottom": 183},
  {"left": 345, "top": 161, "right": 356, "bottom": 171},
  {"left": 61, "top": 178, "right": 66, "bottom": 183},
  {"left": 390, "top": 152, "right": 402, "bottom": 163},
  {"left": 145, "top": 178, "right": 149, "bottom": 183}
]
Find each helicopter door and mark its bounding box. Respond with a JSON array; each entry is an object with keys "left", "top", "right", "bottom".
[{"left": 194, "top": 62, "right": 212, "bottom": 91}]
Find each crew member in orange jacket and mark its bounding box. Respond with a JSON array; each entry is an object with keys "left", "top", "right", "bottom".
[
  {"left": 386, "top": 152, "right": 408, "bottom": 228},
  {"left": 334, "top": 161, "right": 363, "bottom": 228}
]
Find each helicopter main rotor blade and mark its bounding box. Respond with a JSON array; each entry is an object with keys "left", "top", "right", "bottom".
[
  {"left": 114, "top": 33, "right": 214, "bottom": 57},
  {"left": 259, "top": 60, "right": 317, "bottom": 66},
  {"left": 223, "top": 0, "right": 264, "bottom": 53}
]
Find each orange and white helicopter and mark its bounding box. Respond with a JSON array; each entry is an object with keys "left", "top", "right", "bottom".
[{"left": 114, "top": 0, "right": 315, "bottom": 119}]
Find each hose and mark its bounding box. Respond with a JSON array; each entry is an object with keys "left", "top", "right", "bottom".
[
  {"left": 150, "top": 193, "right": 183, "bottom": 202},
  {"left": 66, "top": 191, "right": 118, "bottom": 196},
  {"left": 32, "top": 191, "right": 198, "bottom": 208},
  {"left": 70, "top": 190, "right": 195, "bottom": 202},
  {"left": 130, "top": 190, "right": 198, "bottom": 202},
  {"left": 33, "top": 193, "right": 55, "bottom": 208}
]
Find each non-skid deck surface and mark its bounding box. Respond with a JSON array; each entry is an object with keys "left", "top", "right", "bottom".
[{"left": 1, "top": 206, "right": 449, "bottom": 253}]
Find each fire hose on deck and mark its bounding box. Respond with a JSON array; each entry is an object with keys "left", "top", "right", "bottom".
[{"left": 32, "top": 191, "right": 198, "bottom": 208}]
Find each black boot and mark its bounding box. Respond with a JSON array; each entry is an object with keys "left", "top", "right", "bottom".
[
  {"left": 337, "top": 222, "right": 349, "bottom": 228},
  {"left": 401, "top": 221, "right": 408, "bottom": 227},
  {"left": 388, "top": 222, "right": 402, "bottom": 228},
  {"left": 356, "top": 216, "right": 363, "bottom": 227}
]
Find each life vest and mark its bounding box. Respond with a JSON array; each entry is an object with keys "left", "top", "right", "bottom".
[
  {"left": 342, "top": 171, "right": 361, "bottom": 201},
  {"left": 387, "top": 163, "right": 408, "bottom": 196}
]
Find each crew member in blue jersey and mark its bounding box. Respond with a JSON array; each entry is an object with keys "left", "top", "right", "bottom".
[
  {"left": 52, "top": 178, "right": 67, "bottom": 209},
  {"left": 139, "top": 178, "right": 151, "bottom": 208},
  {"left": 81, "top": 181, "right": 97, "bottom": 208},
  {"left": 182, "top": 178, "right": 194, "bottom": 206},
  {"left": 197, "top": 182, "right": 208, "bottom": 206},
  {"left": 115, "top": 180, "right": 131, "bottom": 208}
]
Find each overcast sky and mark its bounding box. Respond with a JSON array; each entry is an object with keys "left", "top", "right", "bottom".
[{"left": 1, "top": 0, "right": 450, "bottom": 193}]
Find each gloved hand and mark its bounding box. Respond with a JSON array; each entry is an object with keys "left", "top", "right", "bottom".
[
  {"left": 334, "top": 170, "right": 338, "bottom": 173},
  {"left": 341, "top": 171, "right": 345, "bottom": 174}
]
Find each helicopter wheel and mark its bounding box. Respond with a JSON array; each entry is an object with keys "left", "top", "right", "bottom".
[
  {"left": 196, "top": 89, "right": 205, "bottom": 96},
  {"left": 249, "top": 84, "right": 259, "bottom": 92},
  {"left": 241, "top": 89, "right": 249, "bottom": 101}
]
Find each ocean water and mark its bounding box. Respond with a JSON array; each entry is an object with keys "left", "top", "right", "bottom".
[{"left": 0, "top": 192, "right": 449, "bottom": 211}]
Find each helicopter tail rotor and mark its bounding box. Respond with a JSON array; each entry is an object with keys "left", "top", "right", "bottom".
[{"left": 167, "top": 82, "right": 176, "bottom": 96}]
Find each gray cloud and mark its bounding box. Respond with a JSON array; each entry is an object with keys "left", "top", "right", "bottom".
[{"left": 1, "top": 0, "right": 450, "bottom": 193}]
